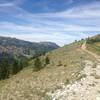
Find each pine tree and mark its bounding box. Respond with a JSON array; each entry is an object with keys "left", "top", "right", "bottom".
[
  {"left": 0, "top": 59, "right": 10, "bottom": 80},
  {"left": 34, "top": 58, "right": 42, "bottom": 71},
  {"left": 12, "top": 59, "right": 19, "bottom": 75},
  {"left": 45, "top": 56, "right": 50, "bottom": 65}
]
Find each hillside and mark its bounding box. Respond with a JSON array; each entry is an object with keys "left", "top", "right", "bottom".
[
  {"left": 0, "top": 36, "right": 100, "bottom": 100},
  {"left": 0, "top": 36, "right": 59, "bottom": 80},
  {"left": 86, "top": 34, "right": 100, "bottom": 55}
]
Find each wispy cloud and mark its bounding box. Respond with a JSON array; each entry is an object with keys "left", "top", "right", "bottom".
[
  {"left": 0, "top": 21, "right": 98, "bottom": 46},
  {"left": 0, "top": 31, "right": 92, "bottom": 46},
  {"left": 0, "top": 0, "right": 100, "bottom": 45},
  {"left": 0, "top": 21, "right": 100, "bottom": 33},
  {"left": 24, "top": 1, "right": 100, "bottom": 19},
  {"left": 0, "top": 3, "right": 13, "bottom": 7}
]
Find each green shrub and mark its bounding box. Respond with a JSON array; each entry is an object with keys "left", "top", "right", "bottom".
[
  {"left": 0, "top": 59, "right": 10, "bottom": 80},
  {"left": 34, "top": 58, "right": 42, "bottom": 71},
  {"left": 45, "top": 56, "right": 50, "bottom": 65}
]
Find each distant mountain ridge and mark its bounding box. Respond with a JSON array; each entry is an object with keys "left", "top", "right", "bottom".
[{"left": 0, "top": 36, "right": 59, "bottom": 58}]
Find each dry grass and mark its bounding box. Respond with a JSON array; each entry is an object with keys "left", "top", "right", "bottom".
[
  {"left": 94, "top": 74, "right": 100, "bottom": 79},
  {"left": 87, "top": 42, "right": 100, "bottom": 56},
  {"left": 0, "top": 42, "right": 97, "bottom": 100}
]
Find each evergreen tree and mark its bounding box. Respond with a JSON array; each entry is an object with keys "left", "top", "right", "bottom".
[
  {"left": 12, "top": 58, "right": 29, "bottom": 75},
  {"left": 12, "top": 59, "right": 19, "bottom": 75},
  {"left": 45, "top": 56, "right": 50, "bottom": 65},
  {"left": 12, "top": 59, "right": 22, "bottom": 75},
  {"left": 34, "top": 58, "right": 42, "bottom": 71},
  {"left": 0, "top": 59, "right": 10, "bottom": 80}
]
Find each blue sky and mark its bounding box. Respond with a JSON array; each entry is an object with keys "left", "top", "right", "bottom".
[{"left": 0, "top": 0, "right": 100, "bottom": 46}]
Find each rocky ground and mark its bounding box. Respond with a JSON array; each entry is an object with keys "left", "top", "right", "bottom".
[{"left": 46, "top": 60, "right": 100, "bottom": 100}]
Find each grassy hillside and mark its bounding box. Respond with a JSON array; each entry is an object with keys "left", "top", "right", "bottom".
[
  {"left": 87, "top": 34, "right": 100, "bottom": 55},
  {"left": 0, "top": 41, "right": 97, "bottom": 100}
]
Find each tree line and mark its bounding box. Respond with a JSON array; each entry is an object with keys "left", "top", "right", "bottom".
[
  {"left": 33, "top": 56, "right": 50, "bottom": 71},
  {"left": 0, "top": 54, "right": 50, "bottom": 80},
  {"left": 0, "top": 57, "right": 28, "bottom": 80}
]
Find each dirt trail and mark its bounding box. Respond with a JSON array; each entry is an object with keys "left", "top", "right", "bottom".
[
  {"left": 46, "top": 42, "right": 100, "bottom": 100},
  {"left": 47, "top": 61, "right": 100, "bottom": 100},
  {"left": 81, "top": 41, "right": 100, "bottom": 62}
]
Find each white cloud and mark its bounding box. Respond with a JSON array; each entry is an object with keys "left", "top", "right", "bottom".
[
  {"left": 21, "top": 1, "right": 100, "bottom": 19},
  {"left": 0, "top": 22, "right": 100, "bottom": 33},
  {"left": 0, "top": 22, "right": 98, "bottom": 46},
  {"left": 0, "top": 3, "right": 13, "bottom": 7},
  {"left": 65, "top": 25, "right": 100, "bottom": 31},
  {"left": 0, "top": 0, "right": 100, "bottom": 45},
  {"left": 1, "top": 0, "right": 100, "bottom": 19},
  {"left": 0, "top": 32, "right": 88, "bottom": 46}
]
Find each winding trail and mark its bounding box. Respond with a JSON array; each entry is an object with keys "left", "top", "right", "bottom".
[
  {"left": 46, "top": 41, "right": 100, "bottom": 100},
  {"left": 81, "top": 41, "right": 100, "bottom": 62}
]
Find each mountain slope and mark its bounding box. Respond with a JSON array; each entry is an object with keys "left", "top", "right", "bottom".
[
  {"left": 86, "top": 34, "right": 100, "bottom": 55},
  {"left": 47, "top": 37, "right": 100, "bottom": 100},
  {"left": 0, "top": 35, "right": 99, "bottom": 100},
  {"left": 0, "top": 36, "right": 59, "bottom": 80},
  {"left": 0, "top": 36, "right": 59, "bottom": 58}
]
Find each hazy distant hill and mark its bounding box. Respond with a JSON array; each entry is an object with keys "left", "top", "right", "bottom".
[{"left": 0, "top": 36, "right": 59, "bottom": 58}]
